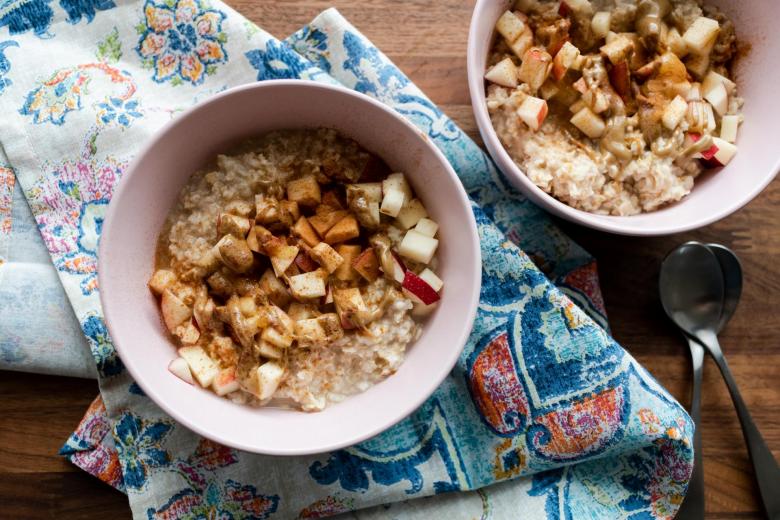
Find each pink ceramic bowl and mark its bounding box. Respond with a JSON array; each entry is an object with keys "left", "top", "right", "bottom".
[
  {"left": 99, "top": 80, "right": 481, "bottom": 455},
  {"left": 468, "top": 0, "right": 780, "bottom": 236}
]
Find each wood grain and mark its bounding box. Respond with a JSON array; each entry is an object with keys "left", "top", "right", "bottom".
[{"left": 1, "top": 0, "right": 777, "bottom": 518}]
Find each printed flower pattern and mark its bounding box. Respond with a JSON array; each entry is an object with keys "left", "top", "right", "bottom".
[
  {"left": 113, "top": 413, "right": 174, "bottom": 491},
  {"left": 137, "top": 0, "right": 227, "bottom": 85},
  {"left": 60, "top": 397, "right": 124, "bottom": 490},
  {"left": 147, "top": 439, "right": 279, "bottom": 519},
  {"left": 21, "top": 62, "right": 136, "bottom": 125},
  {"left": 97, "top": 96, "right": 142, "bottom": 127},
  {"left": 0, "top": 41, "right": 18, "bottom": 94},
  {"left": 26, "top": 143, "right": 126, "bottom": 296},
  {"left": 82, "top": 314, "right": 124, "bottom": 377},
  {"left": 0, "top": 0, "right": 115, "bottom": 37}
]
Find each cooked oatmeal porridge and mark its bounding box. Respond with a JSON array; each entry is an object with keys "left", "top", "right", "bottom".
[
  {"left": 149, "top": 128, "right": 444, "bottom": 411},
  {"left": 485, "top": 0, "right": 744, "bottom": 215}
]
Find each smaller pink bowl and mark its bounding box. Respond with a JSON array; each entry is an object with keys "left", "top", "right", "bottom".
[
  {"left": 99, "top": 80, "right": 481, "bottom": 455},
  {"left": 468, "top": 0, "right": 780, "bottom": 236}
]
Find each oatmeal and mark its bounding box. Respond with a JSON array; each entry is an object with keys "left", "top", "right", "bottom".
[
  {"left": 150, "top": 129, "right": 443, "bottom": 411},
  {"left": 485, "top": 0, "right": 744, "bottom": 215}
]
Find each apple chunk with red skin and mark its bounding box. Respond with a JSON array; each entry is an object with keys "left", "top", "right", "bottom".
[
  {"left": 517, "top": 96, "right": 549, "bottom": 131},
  {"left": 402, "top": 271, "right": 441, "bottom": 305}
]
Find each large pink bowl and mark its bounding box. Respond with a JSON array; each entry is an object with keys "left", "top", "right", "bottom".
[
  {"left": 468, "top": 0, "right": 780, "bottom": 236},
  {"left": 99, "top": 80, "right": 481, "bottom": 455}
]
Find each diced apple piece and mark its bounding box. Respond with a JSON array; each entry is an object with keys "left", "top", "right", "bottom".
[
  {"left": 216, "top": 234, "right": 254, "bottom": 273},
  {"left": 710, "top": 137, "right": 738, "bottom": 166},
  {"left": 402, "top": 271, "right": 441, "bottom": 305},
  {"left": 418, "top": 268, "right": 444, "bottom": 292},
  {"left": 324, "top": 215, "right": 360, "bottom": 244},
  {"left": 332, "top": 288, "right": 368, "bottom": 328},
  {"left": 217, "top": 213, "right": 251, "bottom": 238},
  {"left": 267, "top": 240, "right": 299, "bottom": 277},
  {"left": 287, "top": 302, "right": 320, "bottom": 321},
  {"left": 333, "top": 244, "right": 362, "bottom": 281},
  {"left": 168, "top": 357, "right": 193, "bottom": 385},
  {"left": 309, "top": 242, "right": 344, "bottom": 273},
  {"left": 178, "top": 346, "right": 219, "bottom": 388},
  {"left": 591, "top": 11, "right": 611, "bottom": 40},
  {"left": 666, "top": 27, "right": 688, "bottom": 57},
  {"left": 414, "top": 218, "right": 438, "bottom": 237},
  {"left": 288, "top": 271, "right": 327, "bottom": 300},
  {"left": 149, "top": 269, "right": 177, "bottom": 295},
  {"left": 518, "top": 47, "right": 553, "bottom": 92},
  {"left": 256, "top": 340, "right": 283, "bottom": 360},
  {"left": 259, "top": 269, "right": 291, "bottom": 308},
  {"left": 662, "top": 95, "right": 689, "bottom": 130},
  {"left": 317, "top": 313, "right": 344, "bottom": 342},
  {"left": 383, "top": 173, "right": 412, "bottom": 201},
  {"left": 161, "top": 289, "right": 191, "bottom": 333},
  {"left": 380, "top": 188, "right": 405, "bottom": 218},
  {"left": 224, "top": 199, "right": 254, "bottom": 218},
  {"left": 705, "top": 102, "right": 716, "bottom": 132},
  {"left": 261, "top": 325, "right": 293, "bottom": 349},
  {"left": 495, "top": 10, "right": 527, "bottom": 42},
  {"left": 552, "top": 41, "right": 580, "bottom": 81},
  {"left": 395, "top": 198, "right": 429, "bottom": 229},
  {"left": 309, "top": 208, "right": 347, "bottom": 237},
  {"left": 720, "top": 115, "right": 739, "bottom": 143},
  {"left": 251, "top": 362, "right": 285, "bottom": 400},
  {"left": 600, "top": 34, "right": 633, "bottom": 65},
  {"left": 516, "top": 96, "right": 548, "bottom": 131},
  {"left": 560, "top": 0, "right": 591, "bottom": 14},
  {"left": 485, "top": 57, "right": 519, "bottom": 88},
  {"left": 212, "top": 367, "right": 240, "bottom": 396},
  {"left": 177, "top": 320, "right": 200, "bottom": 345},
  {"left": 572, "top": 77, "right": 588, "bottom": 95},
  {"left": 290, "top": 217, "right": 319, "bottom": 248},
  {"left": 352, "top": 248, "right": 380, "bottom": 282},
  {"left": 286, "top": 175, "right": 321, "bottom": 207},
  {"left": 685, "top": 53, "right": 710, "bottom": 79},
  {"left": 702, "top": 70, "right": 736, "bottom": 95},
  {"left": 346, "top": 182, "right": 382, "bottom": 204},
  {"left": 682, "top": 17, "right": 720, "bottom": 55},
  {"left": 254, "top": 194, "right": 279, "bottom": 225},
  {"left": 686, "top": 83, "right": 702, "bottom": 102},
  {"left": 398, "top": 229, "right": 439, "bottom": 264},
  {"left": 704, "top": 81, "right": 727, "bottom": 116},
  {"left": 294, "top": 318, "right": 327, "bottom": 347},
  {"left": 570, "top": 107, "right": 605, "bottom": 139},
  {"left": 509, "top": 30, "right": 534, "bottom": 60},
  {"left": 278, "top": 200, "right": 301, "bottom": 228}
]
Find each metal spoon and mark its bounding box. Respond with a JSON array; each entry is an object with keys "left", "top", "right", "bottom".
[
  {"left": 661, "top": 242, "right": 780, "bottom": 520},
  {"left": 672, "top": 242, "right": 741, "bottom": 519},
  {"left": 660, "top": 242, "right": 720, "bottom": 519}
]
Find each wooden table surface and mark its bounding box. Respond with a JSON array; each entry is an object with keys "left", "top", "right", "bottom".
[{"left": 1, "top": 1, "right": 778, "bottom": 518}]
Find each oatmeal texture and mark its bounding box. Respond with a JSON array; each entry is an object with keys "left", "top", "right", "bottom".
[
  {"left": 155, "top": 128, "right": 434, "bottom": 411},
  {"left": 486, "top": 0, "right": 743, "bottom": 215}
]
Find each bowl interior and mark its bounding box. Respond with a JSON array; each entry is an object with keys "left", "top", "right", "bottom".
[
  {"left": 99, "top": 81, "right": 481, "bottom": 455},
  {"left": 468, "top": 0, "right": 780, "bottom": 235}
]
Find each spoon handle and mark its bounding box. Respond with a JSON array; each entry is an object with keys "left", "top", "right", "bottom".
[
  {"left": 697, "top": 330, "right": 780, "bottom": 519},
  {"left": 676, "top": 336, "right": 706, "bottom": 519}
]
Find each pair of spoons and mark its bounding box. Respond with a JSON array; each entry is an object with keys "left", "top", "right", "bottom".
[{"left": 660, "top": 242, "right": 779, "bottom": 519}]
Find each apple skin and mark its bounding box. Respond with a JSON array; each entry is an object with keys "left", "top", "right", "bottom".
[{"left": 402, "top": 270, "right": 441, "bottom": 305}]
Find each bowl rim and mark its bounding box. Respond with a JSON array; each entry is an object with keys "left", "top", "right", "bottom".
[
  {"left": 99, "top": 79, "right": 482, "bottom": 455},
  {"left": 466, "top": 0, "right": 780, "bottom": 236}
]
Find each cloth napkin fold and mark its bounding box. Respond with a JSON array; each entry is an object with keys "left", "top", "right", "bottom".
[{"left": 0, "top": 2, "right": 693, "bottom": 518}]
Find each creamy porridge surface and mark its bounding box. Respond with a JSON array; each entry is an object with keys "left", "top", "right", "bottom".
[
  {"left": 149, "top": 128, "right": 444, "bottom": 411},
  {"left": 485, "top": 0, "right": 744, "bottom": 215}
]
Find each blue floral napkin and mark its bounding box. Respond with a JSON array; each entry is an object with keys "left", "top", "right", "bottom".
[{"left": 0, "top": 2, "right": 693, "bottom": 518}]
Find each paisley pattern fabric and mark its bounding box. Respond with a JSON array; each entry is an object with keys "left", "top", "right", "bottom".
[{"left": 0, "top": 4, "right": 693, "bottom": 520}]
